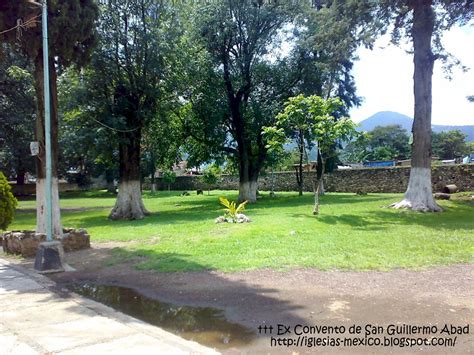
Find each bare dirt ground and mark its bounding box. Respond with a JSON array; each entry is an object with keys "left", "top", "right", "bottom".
[{"left": 10, "top": 243, "right": 474, "bottom": 354}]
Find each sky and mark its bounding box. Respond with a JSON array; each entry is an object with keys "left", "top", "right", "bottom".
[{"left": 349, "top": 25, "right": 474, "bottom": 126}]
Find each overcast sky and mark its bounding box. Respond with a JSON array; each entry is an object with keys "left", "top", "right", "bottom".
[{"left": 349, "top": 25, "right": 474, "bottom": 126}]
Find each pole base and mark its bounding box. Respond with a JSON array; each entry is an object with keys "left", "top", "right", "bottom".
[{"left": 34, "top": 241, "right": 65, "bottom": 273}]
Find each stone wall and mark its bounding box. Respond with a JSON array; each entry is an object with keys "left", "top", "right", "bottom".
[
  {"left": 1, "top": 228, "right": 90, "bottom": 257},
  {"left": 147, "top": 164, "right": 474, "bottom": 193}
]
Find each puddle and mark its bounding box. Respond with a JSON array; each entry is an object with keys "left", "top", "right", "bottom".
[{"left": 68, "top": 283, "right": 256, "bottom": 349}]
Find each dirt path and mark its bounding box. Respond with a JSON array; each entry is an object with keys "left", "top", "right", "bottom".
[{"left": 10, "top": 244, "right": 474, "bottom": 354}]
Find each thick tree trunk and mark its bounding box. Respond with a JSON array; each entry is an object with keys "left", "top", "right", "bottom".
[
  {"left": 238, "top": 178, "right": 258, "bottom": 203},
  {"left": 224, "top": 63, "right": 264, "bottom": 204},
  {"left": 109, "top": 128, "right": 150, "bottom": 220},
  {"left": 238, "top": 154, "right": 259, "bottom": 203},
  {"left": 391, "top": 0, "right": 441, "bottom": 212},
  {"left": 33, "top": 55, "right": 62, "bottom": 236}
]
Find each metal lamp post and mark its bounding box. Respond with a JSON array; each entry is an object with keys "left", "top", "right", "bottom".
[
  {"left": 34, "top": 0, "right": 66, "bottom": 273},
  {"left": 28, "top": 0, "right": 52, "bottom": 242},
  {"left": 41, "top": 0, "right": 53, "bottom": 242}
]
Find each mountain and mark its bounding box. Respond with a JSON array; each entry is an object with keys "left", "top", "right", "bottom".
[{"left": 358, "top": 111, "right": 474, "bottom": 142}]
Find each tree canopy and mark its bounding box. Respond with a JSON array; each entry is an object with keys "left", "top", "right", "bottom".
[
  {"left": 342, "top": 125, "right": 411, "bottom": 162},
  {"left": 432, "top": 130, "right": 469, "bottom": 160}
]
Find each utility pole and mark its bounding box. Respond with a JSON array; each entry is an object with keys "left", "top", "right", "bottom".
[
  {"left": 34, "top": 0, "right": 66, "bottom": 273},
  {"left": 41, "top": 0, "right": 53, "bottom": 242}
]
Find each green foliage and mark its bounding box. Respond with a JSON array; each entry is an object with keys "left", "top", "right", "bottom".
[
  {"left": 342, "top": 125, "right": 411, "bottom": 162},
  {"left": 293, "top": 1, "right": 378, "bottom": 113},
  {"left": 432, "top": 130, "right": 469, "bottom": 159},
  {"left": 267, "top": 94, "right": 358, "bottom": 159},
  {"left": 0, "top": 0, "right": 98, "bottom": 65},
  {"left": 0, "top": 50, "right": 36, "bottom": 182},
  {"left": 200, "top": 165, "right": 220, "bottom": 194},
  {"left": 0, "top": 172, "right": 17, "bottom": 230},
  {"left": 466, "top": 141, "right": 474, "bottom": 153},
  {"left": 184, "top": 0, "right": 300, "bottom": 185},
  {"left": 162, "top": 170, "right": 177, "bottom": 185},
  {"left": 376, "top": 0, "right": 473, "bottom": 73},
  {"left": 219, "top": 196, "right": 248, "bottom": 221}
]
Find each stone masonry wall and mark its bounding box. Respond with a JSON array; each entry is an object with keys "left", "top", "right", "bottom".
[
  {"left": 1, "top": 228, "right": 90, "bottom": 258},
  {"left": 148, "top": 164, "right": 473, "bottom": 193}
]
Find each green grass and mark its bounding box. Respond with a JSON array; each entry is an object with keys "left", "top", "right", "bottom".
[{"left": 9, "top": 190, "right": 474, "bottom": 272}]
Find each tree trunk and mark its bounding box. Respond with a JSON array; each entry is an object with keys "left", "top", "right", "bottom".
[
  {"left": 297, "top": 131, "right": 304, "bottom": 196},
  {"left": 318, "top": 179, "right": 325, "bottom": 196},
  {"left": 16, "top": 170, "right": 26, "bottom": 185},
  {"left": 313, "top": 153, "right": 325, "bottom": 215},
  {"left": 270, "top": 165, "right": 275, "bottom": 196},
  {"left": 33, "top": 55, "right": 62, "bottom": 237},
  {"left": 150, "top": 151, "right": 156, "bottom": 193},
  {"left": 312, "top": 179, "right": 320, "bottom": 216},
  {"left": 150, "top": 171, "right": 156, "bottom": 193},
  {"left": 105, "top": 169, "right": 116, "bottom": 193},
  {"left": 109, "top": 128, "right": 150, "bottom": 220},
  {"left": 225, "top": 65, "right": 263, "bottom": 204},
  {"left": 238, "top": 155, "right": 259, "bottom": 203},
  {"left": 391, "top": 0, "right": 441, "bottom": 212}
]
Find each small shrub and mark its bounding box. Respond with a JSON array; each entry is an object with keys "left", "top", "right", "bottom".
[
  {"left": 200, "top": 165, "right": 220, "bottom": 195},
  {"left": 162, "top": 170, "right": 176, "bottom": 191},
  {"left": 217, "top": 197, "right": 250, "bottom": 223},
  {"left": 0, "top": 171, "right": 18, "bottom": 230}
]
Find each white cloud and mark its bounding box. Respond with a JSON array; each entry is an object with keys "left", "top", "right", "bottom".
[{"left": 350, "top": 25, "right": 474, "bottom": 126}]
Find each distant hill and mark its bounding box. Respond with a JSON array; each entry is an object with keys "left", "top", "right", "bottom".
[{"left": 358, "top": 111, "right": 474, "bottom": 142}]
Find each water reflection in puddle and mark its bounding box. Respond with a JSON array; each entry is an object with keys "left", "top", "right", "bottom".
[{"left": 68, "top": 283, "right": 256, "bottom": 349}]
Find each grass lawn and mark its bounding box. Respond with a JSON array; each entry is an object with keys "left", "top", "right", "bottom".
[{"left": 9, "top": 190, "right": 474, "bottom": 272}]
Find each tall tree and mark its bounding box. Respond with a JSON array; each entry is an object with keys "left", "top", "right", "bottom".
[
  {"left": 0, "top": 0, "right": 98, "bottom": 235},
  {"left": 191, "top": 0, "right": 297, "bottom": 203},
  {"left": 292, "top": 0, "right": 380, "bottom": 192},
  {"left": 265, "top": 94, "right": 357, "bottom": 214},
  {"left": 270, "top": 97, "right": 315, "bottom": 196},
  {"left": 378, "top": 0, "right": 473, "bottom": 212},
  {"left": 89, "top": 0, "right": 184, "bottom": 219}
]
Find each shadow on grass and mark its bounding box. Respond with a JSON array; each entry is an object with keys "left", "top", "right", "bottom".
[
  {"left": 13, "top": 191, "right": 472, "bottom": 234},
  {"left": 74, "top": 205, "right": 220, "bottom": 228},
  {"left": 165, "top": 192, "right": 396, "bottom": 211},
  {"left": 315, "top": 200, "right": 473, "bottom": 232}
]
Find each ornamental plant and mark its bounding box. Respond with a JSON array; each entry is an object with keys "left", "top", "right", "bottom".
[
  {"left": 0, "top": 171, "right": 17, "bottom": 230},
  {"left": 218, "top": 197, "right": 249, "bottom": 223}
]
